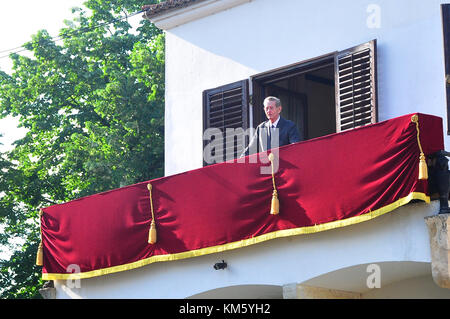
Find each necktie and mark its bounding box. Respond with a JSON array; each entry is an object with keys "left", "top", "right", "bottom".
[{"left": 267, "top": 124, "right": 275, "bottom": 151}]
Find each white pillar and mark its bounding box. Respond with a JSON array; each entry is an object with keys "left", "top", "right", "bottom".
[{"left": 424, "top": 213, "right": 450, "bottom": 289}]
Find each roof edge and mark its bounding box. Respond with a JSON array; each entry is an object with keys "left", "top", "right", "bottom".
[
  {"left": 142, "top": 0, "right": 207, "bottom": 19},
  {"left": 142, "top": 0, "right": 252, "bottom": 30}
]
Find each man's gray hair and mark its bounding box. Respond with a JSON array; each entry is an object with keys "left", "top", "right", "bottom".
[{"left": 263, "top": 96, "right": 281, "bottom": 107}]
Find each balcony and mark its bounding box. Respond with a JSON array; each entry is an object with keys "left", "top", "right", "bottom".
[{"left": 37, "top": 113, "right": 450, "bottom": 298}]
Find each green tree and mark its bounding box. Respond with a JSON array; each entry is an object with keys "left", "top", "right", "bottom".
[{"left": 0, "top": 0, "right": 164, "bottom": 298}]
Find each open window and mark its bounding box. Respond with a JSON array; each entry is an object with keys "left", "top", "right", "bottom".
[
  {"left": 251, "top": 53, "right": 335, "bottom": 141},
  {"left": 203, "top": 39, "right": 378, "bottom": 165}
]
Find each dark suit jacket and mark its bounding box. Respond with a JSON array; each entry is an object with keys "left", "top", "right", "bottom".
[{"left": 241, "top": 116, "right": 301, "bottom": 156}]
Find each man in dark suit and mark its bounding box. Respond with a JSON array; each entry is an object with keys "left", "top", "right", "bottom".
[{"left": 241, "top": 96, "right": 301, "bottom": 156}]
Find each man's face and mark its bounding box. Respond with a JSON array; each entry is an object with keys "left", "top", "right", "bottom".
[{"left": 264, "top": 100, "right": 282, "bottom": 122}]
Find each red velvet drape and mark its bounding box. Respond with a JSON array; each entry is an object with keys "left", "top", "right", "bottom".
[{"left": 40, "top": 113, "right": 444, "bottom": 279}]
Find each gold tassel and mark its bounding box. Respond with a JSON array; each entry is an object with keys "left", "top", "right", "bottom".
[
  {"left": 268, "top": 153, "right": 279, "bottom": 215},
  {"left": 147, "top": 183, "right": 157, "bottom": 244},
  {"left": 148, "top": 220, "right": 157, "bottom": 244},
  {"left": 36, "top": 242, "right": 43, "bottom": 266},
  {"left": 419, "top": 153, "right": 428, "bottom": 180},
  {"left": 36, "top": 209, "right": 44, "bottom": 266},
  {"left": 270, "top": 190, "right": 279, "bottom": 215},
  {"left": 411, "top": 114, "right": 428, "bottom": 180}
]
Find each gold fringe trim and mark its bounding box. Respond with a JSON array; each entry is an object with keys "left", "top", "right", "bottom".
[{"left": 41, "top": 191, "right": 429, "bottom": 280}]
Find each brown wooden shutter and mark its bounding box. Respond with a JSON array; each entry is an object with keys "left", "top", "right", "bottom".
[
  {"left": 335, "top": 40, "right": 378, "bottom": 132},
  {"left": 442, "top": 4, "right": 450, "bottom": 134},
  {"left": 203, "top": 79, "right": 249, "bottom": 165}
]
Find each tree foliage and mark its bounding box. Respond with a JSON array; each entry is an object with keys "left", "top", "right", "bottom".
[{"left": 0, "top": 0, "right": 164, "bottom": 298}]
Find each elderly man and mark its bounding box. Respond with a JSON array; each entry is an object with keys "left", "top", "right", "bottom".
[{"left": 242, "top": 96, "right": 301, "bottom": 156}]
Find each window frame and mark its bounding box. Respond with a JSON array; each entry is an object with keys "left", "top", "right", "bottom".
[{"left": 202, "top": 40, "right": 378, "bottom": 164}]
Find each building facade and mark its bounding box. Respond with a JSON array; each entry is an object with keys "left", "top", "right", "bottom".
[{"left": 50, "top": 0, "right": 450, "bottom": 298}]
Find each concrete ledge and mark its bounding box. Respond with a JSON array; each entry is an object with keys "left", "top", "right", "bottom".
[
  {"left": 424, "top": 213, "right": 450, "bottom": 289},
  {"left": 39, "top": 287, "right": 56, "bottom": 299},
  {"left": 283, "top": 283, "right": 361, "bottom": 299}
]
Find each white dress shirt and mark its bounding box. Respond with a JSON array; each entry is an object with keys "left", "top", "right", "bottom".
[{"left": 266, "top": 116, "right": 280, "bottom": 128}]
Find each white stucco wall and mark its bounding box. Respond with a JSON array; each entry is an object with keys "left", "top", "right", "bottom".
[
  {"left": 54, "top": 200, "right": 443, "bottom": 299},
  {"left": 164, "top": 0, "right": 448, "bottom": 176}
]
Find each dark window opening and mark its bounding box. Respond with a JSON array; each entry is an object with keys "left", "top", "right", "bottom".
[{"left": 252, "top": 56, "right": 336, "bottom": 141}]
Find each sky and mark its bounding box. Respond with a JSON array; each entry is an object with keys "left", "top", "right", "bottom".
[{"left": 0, "top": 0, "right": 87, "bottom": 151}]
